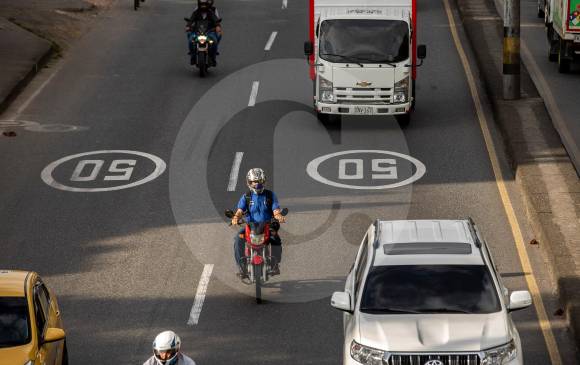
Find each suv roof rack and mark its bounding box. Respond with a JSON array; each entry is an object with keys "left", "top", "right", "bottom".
[{"left": 466, "top": 217, "right": 482, "bottom": 248}]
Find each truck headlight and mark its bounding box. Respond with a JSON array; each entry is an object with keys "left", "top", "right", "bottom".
[
  {"left": 393, "top": 77, "right": 409, "bottom": 104},
  {"left": 350, "top": 340, "right": 384, "bottom": 365},
  {"left": 319, "top": 76, "right": 336, "bottom": 103},
  {"left": 482, "top": 340, "right": 517, "bottom": 365}
]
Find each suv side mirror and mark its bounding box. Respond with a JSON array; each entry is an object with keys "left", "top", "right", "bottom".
[
  {"left": 304, "top": 41, "right": 314, "bottom": 57},
  {"left": 330, "top": 291, "right": 352, "bottom": 313},
  {"left": 508, "top": 290, "right": 532, "bottom": 312},
  {"left": 417, "top": 44, "right": 427, "bottom": 59},
  {"left": 43, "top": 328, "right": 66, "bottom": 344}
]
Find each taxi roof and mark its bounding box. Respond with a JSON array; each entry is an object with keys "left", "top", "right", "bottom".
[{"left": 0, "top": 270, "right": 31, "bottom": 297}]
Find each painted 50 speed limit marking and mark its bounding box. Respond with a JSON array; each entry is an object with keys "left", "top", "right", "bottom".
[{"left": 41, "top": 150, "right": 166, "bottom": 192}]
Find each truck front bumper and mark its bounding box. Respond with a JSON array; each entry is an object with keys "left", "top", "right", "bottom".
[{"left": 316, "top": 102, "right": 411, "bottom": 116}]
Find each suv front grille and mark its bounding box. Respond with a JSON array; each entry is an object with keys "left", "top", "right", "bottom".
[{"left": 387, "top": 354, "right": 481, "bottom": 365}]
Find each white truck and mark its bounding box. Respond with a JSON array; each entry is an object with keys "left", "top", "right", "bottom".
[
  {"left": 304, "top": 0, "right": 426, "bottom": 126},
  {"left": 539, "top": 0, "right": 580, "bottom": 72}
]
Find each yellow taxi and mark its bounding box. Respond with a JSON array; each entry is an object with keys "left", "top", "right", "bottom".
[{"left": 0, "top": 270, "right": 67, "bottom": 365}]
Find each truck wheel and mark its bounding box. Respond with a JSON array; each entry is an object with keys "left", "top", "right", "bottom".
[
  {"left": 317, "top": 112, "right": 341, "bottom": 124},
  {"left": 396, "top": 113, "right": 410, "bottom": 128},
  {"left": 558, "top": 40, "right": 571, "bottom": 73},
  {"left": 537, "top": 1, "right": 544, "bottom": 18}
]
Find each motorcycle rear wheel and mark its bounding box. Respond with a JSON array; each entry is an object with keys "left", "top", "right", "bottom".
[
  {"left": 254, "top": 264, "right": 262, "bottom": 304},
  {"left": 134, "top": 0, "right": 139, "bottom": 10}
]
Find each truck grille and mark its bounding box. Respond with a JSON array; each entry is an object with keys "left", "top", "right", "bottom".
[
  {"left": 387, "top": 354, "right": 481, "bottom": 365},
  {"left": 335, "top": 87, "right": 392, "bottom": 105}
]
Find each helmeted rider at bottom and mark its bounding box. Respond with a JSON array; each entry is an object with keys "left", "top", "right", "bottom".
[
  {"left": 186, "top": 0, "right": 222, "bottom": 66},
  {"left": 231, "top": 168, "right": 286, "bottom": 277},
  {"left": 143, "top": 331, "right": 196, "bottom": 365}
]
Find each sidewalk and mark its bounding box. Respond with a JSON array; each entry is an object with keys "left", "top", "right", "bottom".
[
  {"left": 456, "top": 0, "right": 580, "bottom": 356},
  {"left": 0, "top": 17, "right": 52, "bottom": 114},
  {"left": 0, "top": 0, "right": 113, "bottom": 114}
]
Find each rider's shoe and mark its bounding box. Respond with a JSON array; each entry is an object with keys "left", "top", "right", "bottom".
[
  {"left": 190, "top": 57, "right": 196, "bottom": 65},
  {"left": 269, "top": 264, "right": 280, "bottom": 276},
  {"left": 210, "top": 57, "right": 217, "bottom": 67},
  {"left": 236, "top": 268, "right": 248, "bottom": 279}
]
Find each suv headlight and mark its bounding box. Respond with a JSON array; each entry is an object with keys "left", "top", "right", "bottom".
[
  {"left": 350, "top": 340, "right": 384, "bottom": 365},
  {"left": 393, "top": 77, "right": 409, "bottom": 104},
  {"left": 482, "top": 340, "right": 517, "bottom": 365},
  {"left": 319, "top": 76, "right": 336, "bottom": 103}
]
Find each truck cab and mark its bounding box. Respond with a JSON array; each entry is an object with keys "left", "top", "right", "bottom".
[{"left": 305, "top": 0, "right": 426, "bottom": 126}]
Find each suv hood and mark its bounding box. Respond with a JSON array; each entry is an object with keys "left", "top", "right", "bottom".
[{"left": 357, "top": 312, "right": 510, "bottom": 352}]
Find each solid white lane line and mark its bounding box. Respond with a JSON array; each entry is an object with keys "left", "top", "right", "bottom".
[
  {"left": 187, "top": 264, "right": 214, "bottom": 326},
  {"left": 248, "top": 81, "right": 259, "bottom": 107},
  {"left": 282, "top": 0, "right": 287, "bottom": 9},
  {"left": 264, "top": 32, "right": 278, "bottom": 51},
  {"left": 12, "top": 65, "right": 61, "bottom": 118},
  {"left": 227, "top": 152, "right": 244, "bottom": 191}
]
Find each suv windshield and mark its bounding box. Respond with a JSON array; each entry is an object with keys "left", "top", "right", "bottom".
[
  {"left": 319, "top": 19, "right": 409, "bottom": 63},
  {"left": 360, "top": 265, "right": 501, "bottom": 314},
  {"left": 0, "top": 297, "right": 31, "bottom": 348}
]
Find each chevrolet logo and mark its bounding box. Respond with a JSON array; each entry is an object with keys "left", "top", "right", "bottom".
[{"left": 356, "top": 81, "right": 372, "bottom": 87}]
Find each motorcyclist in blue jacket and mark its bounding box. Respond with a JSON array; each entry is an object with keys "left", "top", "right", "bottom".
[{"left": 231, "top": 168, "right": 286, "bottom": 277}]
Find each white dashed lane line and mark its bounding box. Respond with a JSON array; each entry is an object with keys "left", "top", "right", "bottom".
[
  {"left": 227, "top": 152, "right": 244, "bottom": 191},
  {"left": 187, "top": 264, "right": 214, "bottom": 326},
  {"left": 264, "top": 31, "right": 278, "bottom": 51},
  {"left": 282, "top": 0, "right": 287, "bottom": 9},
  {"left": 248, "top": 81, "right": 260, "bottom": 107}
]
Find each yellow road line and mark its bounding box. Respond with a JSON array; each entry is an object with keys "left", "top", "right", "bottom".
[{"left": 441, "top": 0, "right": 563, "bottom": 363}]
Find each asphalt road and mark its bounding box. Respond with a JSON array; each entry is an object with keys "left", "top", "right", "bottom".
[{"left": 0, "top": 0, "right": 578, "bottom": 363}]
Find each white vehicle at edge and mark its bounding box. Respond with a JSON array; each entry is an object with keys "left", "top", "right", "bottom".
[
  {"left": 331, "top": 219, "right": 532, "bottom": 365},
  {"left": 304, "top": 0, "right": 427, "bottom": 126}
]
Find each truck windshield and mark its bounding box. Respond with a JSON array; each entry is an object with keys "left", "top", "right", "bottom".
[
  {"left": 319, "top": 19, "right": 409, "bottom": 63},
  {"left": 0, "top": 297, "right": 31, "bottom": 348},
  {"left": 360, "top": 265, "right": 501, "bottom": 314}
]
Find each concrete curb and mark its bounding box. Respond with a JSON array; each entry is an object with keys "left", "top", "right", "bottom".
[
  {"left": 455, "top": 0, "right": 580, "bottom": 356},
  {"left": 0, "top": 19, "right": 54, "bottom": 115}
]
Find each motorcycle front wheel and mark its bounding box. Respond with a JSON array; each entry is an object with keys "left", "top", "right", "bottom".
[
  {"left": 198, "top": 51, "right": 207, "bottom": 77},
  {"left": 254, "top": 264, "right": 262, "bottom": 304}
]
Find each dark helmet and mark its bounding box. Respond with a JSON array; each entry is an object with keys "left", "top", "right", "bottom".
[{"left": 198, "top": 0, "right": 210, "bottom": 10}]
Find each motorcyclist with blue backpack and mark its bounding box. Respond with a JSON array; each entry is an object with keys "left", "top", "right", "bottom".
[{"left": 231, "top": 168, "right": 286, "bottom": 277}]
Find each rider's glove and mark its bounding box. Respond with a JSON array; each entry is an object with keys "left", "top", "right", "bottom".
[
  {"left": 274, "top": 211, "right": 286, "bottom": 223},
  {"left": 231, "top": 216, "right": 240, "bottom": 225}
]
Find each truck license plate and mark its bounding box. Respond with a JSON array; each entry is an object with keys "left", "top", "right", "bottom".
[
  {"left": 353, "top": 106, "right": 373, "bottom": 115},
  {"left": 575, "top": 34, "right": 580, "bottom": 43}
]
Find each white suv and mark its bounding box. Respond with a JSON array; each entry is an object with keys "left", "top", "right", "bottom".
[{"left": 331, "top": 219, "right": 532, "bottom": 365}]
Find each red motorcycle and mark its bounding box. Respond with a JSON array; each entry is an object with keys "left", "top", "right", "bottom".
[{"left": 226, "top": 208, "right": 288, "bottom": 303}]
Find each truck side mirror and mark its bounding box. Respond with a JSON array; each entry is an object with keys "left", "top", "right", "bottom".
[
  {"left": 417, "top": 45, "right": 427, "bottom": 59},
  {"left": 304, "top": 41, "right": 314, "bottom": 57}
]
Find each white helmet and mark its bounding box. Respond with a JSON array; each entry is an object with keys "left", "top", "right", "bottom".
[
  {"left": 152, "top": 331, "right": 181, "bottom": 365},
  {"left": 246, "top": 168, "right": 266, "bottom": 194}
]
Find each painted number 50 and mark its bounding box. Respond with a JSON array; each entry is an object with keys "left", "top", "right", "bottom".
[
  {"left": 70, "top": 159, "right": 137, "bottom": 182},
  {"left": 338, "top": 158, "right": 397, "bottom": 180}
]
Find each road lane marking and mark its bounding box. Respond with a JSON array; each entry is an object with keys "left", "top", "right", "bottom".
[
  {"left": 264, "top": 31, "right": 278, "bottom": 51},
  {"left": 15, "top": 67, "right": 60, "bottom": 117},
  {"left": 41, "top": 150, "right": 166, "bottom": 192},
  {"left": 227, "top": 152, "right": 244, "bottom": 191},
  {"left": 443, "top": 1, "right": 562, "bottom": 363},
  {"left": 248, "top": 81, "right": 260, "bottom": 107},
  {"left": 282, "top": 0, "right": 287, "bottom": 9},
  {"left": 187, "top": 264, "right": 214, "bottom": 326}
]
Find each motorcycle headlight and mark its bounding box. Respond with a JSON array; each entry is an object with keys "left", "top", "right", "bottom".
[
  {"left": 250, "top": 233, "right": 265, "bottom": 244},
  {"left": 197, "top": 35, "right": 207, "bottom": 44},
  {"left": 319, "top": 76, "right": 336, "bottom": 103},
  {"left": 350, "top": 340, "right": 385, "bottom": 365},
  {"left": 482, "top": 340, "right": 517, "bottom": 365},
  {"left": 393, "top": 77, "right": 409, "bottom": 104}
]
